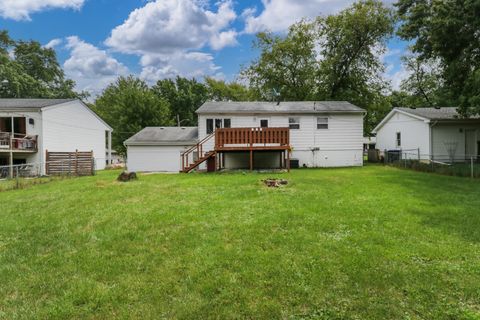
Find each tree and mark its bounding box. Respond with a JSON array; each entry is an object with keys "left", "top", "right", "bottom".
[
  {"left": 394, "top": 55, "right": 446, "bottom": 108},
  {"left": 242, "top": 0, "right": 395, "bottom": 133},
  {"left": 152, "top": 77, "right": 208, "bottom": 126},
  {"left": 205, "top": 77, "right": 258, "bottom": 101},
  {"left": 0, "top": 30, "right": 81, "bottom": 99},
  {"left": 94, "top": 76, "right": 172, "bottom": 154},
  {"left": 396, "top": 0, "right": 480, "bottom": 115},
  {"left": 241, "top": 21, "right": 318, "bottom": 101}
]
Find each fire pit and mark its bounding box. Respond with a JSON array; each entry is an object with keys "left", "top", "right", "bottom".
[{"left": 263, "top": 178, "right": 288, "bottom": 188}]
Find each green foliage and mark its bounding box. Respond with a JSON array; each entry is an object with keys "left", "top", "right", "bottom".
[
  {"left": 241, "top": 21, "right": 318, "bottom": 100},
  {"left": 242, "top": 0, "right": 395, "bottom": 133},
  {"left": 0, "top": 30, "right": 82, "bottom": 99},
  {"left": 1, "top": 167, "right": 480, "bottom": 318},
  {"left": 396, "top": 0, "right": 480, "bottom": 115},
  {"left": 205, "top": 77, "right": 259, "bottom": 101},
  {"left": 94, "top": 76, "right": 172, "bottom": 154},
  {"left": 152, "top": 77, "right": 208, "bottom": 126}
]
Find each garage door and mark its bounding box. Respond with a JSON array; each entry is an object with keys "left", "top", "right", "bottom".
[{"left": 127, "top": 145, "right": 184, "bottom": 172}]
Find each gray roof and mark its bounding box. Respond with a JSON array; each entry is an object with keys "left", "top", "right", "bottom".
[
  {"left": 125, "top": 127, "right": 198, "bottom": 146},
  {"left": 196, "top": 101, "right": 365, "bottom": 114},
  {"left": 0, "top": 99, "right": 76, "bottom": 110},
  {"left": 398, "top": 107, "right": 480, "bottom": 120}
]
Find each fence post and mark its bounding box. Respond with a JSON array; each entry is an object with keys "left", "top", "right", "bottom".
[
  {"left": 417, "top": 148, "right": 420, "bottom": 161},
  {"left": 15, "top": 166, "right": 19, "bottom": 189},
  {"left": 471, "top": 156, "right": 474, "bottom": 179}
]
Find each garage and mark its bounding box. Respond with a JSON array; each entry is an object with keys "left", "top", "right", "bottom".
[{"left": 125, "top": 127, "right": 198, "bottom": 173}]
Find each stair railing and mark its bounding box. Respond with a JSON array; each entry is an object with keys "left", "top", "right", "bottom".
[{"left": 181, "top": 132, "right": 215, "bottom": 171}]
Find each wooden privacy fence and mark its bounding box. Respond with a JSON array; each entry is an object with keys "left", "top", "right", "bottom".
[{"left": 46, "top": 150, "right": 95, "bottom": 176}]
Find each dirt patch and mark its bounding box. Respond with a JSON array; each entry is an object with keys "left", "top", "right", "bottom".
[{"left": 263, "top": 178, "right": 288, "bottom": 188}]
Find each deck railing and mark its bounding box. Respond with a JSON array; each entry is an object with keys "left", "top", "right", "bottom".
[
  {"left": 215, "top": 127, "right": 290, "bottom": 150},
  {"left": 0, "top": 132, "right": 38, "bottom": 152}
]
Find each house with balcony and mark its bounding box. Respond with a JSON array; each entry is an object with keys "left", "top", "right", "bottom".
[
  {"left": 0, "top": 99, "right": 113, "bottom": 176},
  {"left": 125, "top": 101, "right": 365, "bottom": 173}
]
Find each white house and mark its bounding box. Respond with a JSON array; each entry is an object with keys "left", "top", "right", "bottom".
[
  {"left": 373, "top": 107, "right": 480, "bottom": 162},
  {"left": 125, "top": 127, "right": 198, "bottom": 172},
  {"left": 125, "top": 101, "right": 365, "bottom": 173},
  {"left": 0, "top": 99, "right": 113, "bottom": 174}
]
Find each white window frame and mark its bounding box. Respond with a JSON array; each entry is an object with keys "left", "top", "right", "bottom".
[
  {"left": 289, "top": 117, "right": 300, "bottom": 130},
  {"left": 317, "top": 117, "right": 329, "bottom": 129},
  {"left": 396, "top": 132, "right": 401, "bottom": 147}
]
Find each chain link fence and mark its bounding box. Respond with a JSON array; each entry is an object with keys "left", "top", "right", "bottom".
[
  {"left": 382, "top": 149, "right": 479, "bottom": 178},
  {"left": 0, "top": 158, "right": 98, "bottom": 191}
]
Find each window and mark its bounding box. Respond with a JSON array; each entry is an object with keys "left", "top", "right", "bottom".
[
  {"left": 260, "top": 119, "right": 269, "bottom": 128},
  {"left": 289, "top": 117, "right": 300, "bottom": 129},
  {"left": 223, "top": 119, "right": 231, "bottom": 128},
  {"left": 215, "top": 119, "right": 222, "bottom": 129},
  {"left": 396, "top": 132, "right": 401, "bottom": 147},
  {"left": 206, "top": 119, "right": 214, "bottom": 134},
  {"left": 317, "top": 117, "right": 328, "bottom": 129}
]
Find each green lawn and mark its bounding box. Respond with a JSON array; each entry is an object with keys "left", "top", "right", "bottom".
[{"left": 1, "top": 166, "right": 480, "bottom": 319}]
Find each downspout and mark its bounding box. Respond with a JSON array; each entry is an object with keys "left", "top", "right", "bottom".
[{"left": 429, "top": 121, "right": 438, "bottom": 162}]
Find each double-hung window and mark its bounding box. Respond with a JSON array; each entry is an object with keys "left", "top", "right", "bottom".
[
  {"left": 317, "top": 117, "right": 328, "bottom": 129},
  {"left": 289, "top": 117, "right": 300, "bottom": 129},
  {"left": 396, "top": 132, "right": 401, "bottom": 147}
]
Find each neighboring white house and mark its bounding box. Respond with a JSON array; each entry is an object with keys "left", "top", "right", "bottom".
[
  {"left": 0, "top": 99, "right": 113, "bottom": 174},
  {"left": 125, "top": 101, "right": 365, "bottom": 172},
  {"left": 373, "top": 107, "right": 480, "bottom": 162},
  {"left": 125, "top": 127, "right": 198, "bottom": 172}
]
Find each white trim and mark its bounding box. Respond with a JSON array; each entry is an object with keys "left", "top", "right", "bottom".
[{"left": 373, "top": 108, "right": 430, "bottom": 133}]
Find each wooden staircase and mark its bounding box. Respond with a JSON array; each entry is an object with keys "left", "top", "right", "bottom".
[
  {"left": 180, "top": 133, "right": 215, "bottom": 173},
  {"left": 181, "top": 151, "right": 215, "bottom": 173}
]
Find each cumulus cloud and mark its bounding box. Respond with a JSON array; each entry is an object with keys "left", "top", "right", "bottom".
[
  {"left": 140, "top": 52, "right": 223, "bottom": 84},
  {"left": 243, "top": 0, "right": 395, "bottom": 33},
  {"left": 106, "top": 0, "right": 238, "bottom": 54},
  {"left": 64, "top": 36, "right": 129, "bottom": 96},
  {"left": 44, "top": 38, "right": 63, "bottom": 49},
  {"left": 0, "top": 0, "right": 84, "bottom": 21}
]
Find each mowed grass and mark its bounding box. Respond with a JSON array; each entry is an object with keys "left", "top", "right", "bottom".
[{"left": 1, "top": 167, "right": 480, "bottom": 319}]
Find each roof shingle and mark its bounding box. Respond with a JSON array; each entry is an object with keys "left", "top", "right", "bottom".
[
  {"left": 0, "top": 99, "right": 76, "bottom": 109},
  {"left": 125, "top": 127, "right": 198, "bottom": 146},
  {"left": 196, "top": 101, "right": 365, "bottom": 114}
]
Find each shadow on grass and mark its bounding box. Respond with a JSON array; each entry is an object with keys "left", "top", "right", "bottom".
[{"left": 380, "top": 167, "right": 480, "bottom": 244}]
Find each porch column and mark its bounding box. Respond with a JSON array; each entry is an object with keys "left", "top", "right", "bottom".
[
  {"left": 287, "top": 149, "right": 291, "bottom": 172},
  {"left": 107, "top": 130, "right": 112, "bottom": 165},
  {"left": 250, "top": 150, "right": 253, "bottom": 171}
]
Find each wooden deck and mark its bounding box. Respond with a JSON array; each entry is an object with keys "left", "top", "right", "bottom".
[
  {"left": 181, "top": 127, "right": 291, "bottom": 173},
  {"left": 215, "top": 127, "right": 290, "bottom": 151},
  {"left": 0, "top": 132, "right": 38, "bottom": 153}
]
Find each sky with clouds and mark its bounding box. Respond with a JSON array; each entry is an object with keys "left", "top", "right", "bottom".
[{"left": 0, "top": 0, "right": 409, "bottom": 97}]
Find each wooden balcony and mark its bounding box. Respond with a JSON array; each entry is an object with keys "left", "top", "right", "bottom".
[
  {"left": 0, "top": 132, "right": 38, "bottom": 153},
  {"left": 215, "top": 127, "right": 290, "bottom": 151}
]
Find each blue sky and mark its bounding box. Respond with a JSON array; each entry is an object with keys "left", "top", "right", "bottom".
[{"left": 0, "top": 0, "right": 409, "bottom": 96}]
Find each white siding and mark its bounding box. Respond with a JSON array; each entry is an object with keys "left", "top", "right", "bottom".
[
  {"left": 375, "top": 111, "right": 430, "bottom": 160},
  {"left": 431, "top": 124, "right": 480, "bottom": 161},
  {"left": 198, "top": 113, "right": 364, "bottom": 167},
  {"left": 41, "top": 101, "right": 109, "bottom": 170},
  {"left": 127, "top": 145, "right": 189, "bottom": 172}
]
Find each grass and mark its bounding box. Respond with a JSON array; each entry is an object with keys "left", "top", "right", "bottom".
[{"left": 1, "top": 166, "right": 480, "bottom": 319}]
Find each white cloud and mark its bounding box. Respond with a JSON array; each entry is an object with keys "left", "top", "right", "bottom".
[
  {"left": 105, "top": 0, "right": 238, "bottom": 54},
  {"left": 139, "top": 52, "right": 223, "bottom": 84},
  {"left": 63, "top": 36, "right": 129, "bottom": 96},
  {"left": 0, "top": 0, "right": 84, "bottom": 21},
  {"left": 44, "top": 38, "right": 63, "bottom": 49},
  {"left": 243, "top": 0, "right": 395, "bottom": 33}
]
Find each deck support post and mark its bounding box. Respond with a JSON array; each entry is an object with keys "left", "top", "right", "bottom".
[
  {"left": 287, "top": 149, "right": 291, "bottom": 172},
  {"left": 250, "top": 149, "right": 253, "bottom": 171}
]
